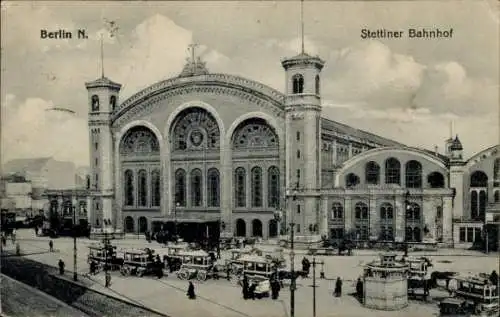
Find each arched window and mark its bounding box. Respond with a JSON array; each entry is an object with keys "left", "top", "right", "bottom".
[
  {"left": 331, "top": 202, "right": 343, "bottom": 219},
  {"left": 251, "top": 167, "right": 263, "bottom": 207},
  {"left": 124, "top": 170, "right": 134, "bottom": 206},
  {"left": 385, "top": 158, "right": 401, "bottom": 184},
  {"left": 175, "top": 169, "right": 186, "bottom": 207},
  {"left": 471, "top": 191, "right": 478, "bottom": 219},
  {"left": 470, "top": 171, "right": 488, "bottom": 187},
  {"left": 406, "top": 203, "right": 421, "bottom": 221},
  {"left": 234, "top": 167, "right": 246, "bottom": 207},
  {"left": 315, "top": 75, "right": 320, "bottom": 95},
  {"left": 171, "top": 107, "right": 220, "bottom": 151},
  {"left": 494, "top": 158, "right": 500, "bottom": 186},
  {"left": 137, "top": 169, "right": 147, "bottom": 207},
  {"left": 495, "top": 191, "right": 500, "bottom": 203},
  {"left": 268, "top": 166, "right": 280, "bottom": 208},
  {"left": 355, "top": 202, "right": 368, "bottom": 220},
  {"left": 380, "top": 203, "right": 393, "bottom": 220},
  {"left": 207, "top": 168, "right": 220, "bottom": 207},
  {"left": 405, "top": 160, "right": 422, "bottom": 188},
  {"left": 427, "top": 172, "right": 445, "bottom": 188},
  {"left": 479, "top": 191, "right": 487, "bottom": 220},
  {"left": 190, "top": 169, "right": 203, "bottom": 207},
  {"left": 151, "top": 169, "right": 160, "bottom": 207},
  {"left": 232, "top": 118, "right": 278, "bottom": 150},
  {"left": 110, "top": 95, "right": 117, "bottom": 111},
  {"left": 413, "top": 227, "right": 421, "bottom": 242},
  {"left": 345, "top": 173, "right": 360, "bottom": 188},
  {"left": 91, "top": 95, "right": 99, "bottom": 112},
  {"left": 292, "top": 74, "right": 304, "bottom": 94},
  {"left": 365, "top": 161, "right": 380, "bottom": 185}
]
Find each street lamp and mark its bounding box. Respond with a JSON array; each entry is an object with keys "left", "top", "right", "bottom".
[
  {"left": 311, "top": 257, "right": 324, "bottom": 317},
  {"left": 217, "top": 220, "right": 225, "bottom": 259},
  {"left": 273, "top": 209, "right": 283, "bottom": 238},
  {"left": 287, "top": 182, "right": 299, "bottom": 317},
  {"left": 72, "top": 205, "right": 78, "bottom": 281},
  {"left": 174, "top": 202, "right": 180, "bottom": 243},
  {"left": 404, "top": 190, "right": 411, "bottom": 257}
]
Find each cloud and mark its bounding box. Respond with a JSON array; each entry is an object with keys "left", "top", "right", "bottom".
[{"left": 1, "top": 95, "right": 88, "bottom": 166}]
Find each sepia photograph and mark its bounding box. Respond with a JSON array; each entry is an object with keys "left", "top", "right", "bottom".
[{"left": 1, "top": 1, "right": 499, "bottom": 316}]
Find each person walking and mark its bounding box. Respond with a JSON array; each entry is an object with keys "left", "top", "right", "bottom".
[
  {"left": 105, "top": 271, "right": 112, "bottom": 287},
  {"left": 334, "top": 277, "right": 342, "bottom": 297},
  {"left": 490, "top": 270, "right": 498, "bottom": 286},
  {"left": 58, "top": 259, "right": 65, "bottom": 275},
  {"left": 271, "top": 278, "right": 281, "bottom": 300},
  {"left": 187, "top": 282, "right": 196, "bottom": 299},
  {"left": 356, "top": 277, "right": 363, "bottom": 302},
  {"left": 49, "top": 240, "right": 54, "bottom": 252},
  {"left": 242, "top": 275, "right": 249, "bottom": 299},
  {"left": 248, "top": 281, "right": 257, "bottom": 300}
]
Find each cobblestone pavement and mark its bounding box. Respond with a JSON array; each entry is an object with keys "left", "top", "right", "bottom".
[
  {"left": 1, "top": 273, "right": 89, "bottom": 317},
  {"left": 4, "top": 229, "right": 499, "bottom": 317}
]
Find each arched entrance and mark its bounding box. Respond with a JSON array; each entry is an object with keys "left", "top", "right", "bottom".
[
  {"left": 138, "top": 216, "right": 148, "bottom": 233},
  {"left": 252, "top": 219, "right": 263, "bottom": 237},
  {"left": 268, "top": 219, "right": 278, "bottom": 237},
  {"left": 124, "top": 216, "right": 134, "bottom": 233},
  {"left": 235, "top": 219, "right": 246, "bottom": 237}
]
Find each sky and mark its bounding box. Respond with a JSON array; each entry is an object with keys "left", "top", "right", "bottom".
[{"left": 1, "top": 0, "right": 499, "bottom": 167}]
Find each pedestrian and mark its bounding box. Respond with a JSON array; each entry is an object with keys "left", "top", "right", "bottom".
[
  {"left": 490, "top": 270, "right": 498, "bottom": 286},
  {"left": 248, "top": 281, "right": 257, "bottom": 300},
  {"left": 49, "top": 240, "right": 54, "bottom": 252},
  {"left": 1, "top": 234, "right": 6, "bottom": 247},
  {"left": 242, "top": 275, "right": 249, "bottom": 299},
  {"left": 58, "top": 259, "right": 65, "bottom": 275},
  {"left": 334, "top": 277, "right": 342, "bottom": 297},
  {"left": 11, "top": 229, "right": 16, "bottom": 244},
  {"left": 271, "top": 278, "right": 281, "bottom": 300},
  {"left": 302, "top": 257, "right": 311, "bottom": 277},
  {"left": 105, "top": 272, "right": 111, "bottom": 287},
  {"left": 356, "top": 277, "right": 363, "bottom": 301},
  {"left": 187, "top": 281, "right": 196, "bottom": 299}
]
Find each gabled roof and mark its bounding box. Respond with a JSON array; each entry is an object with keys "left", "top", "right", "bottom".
[{"left": 2, "top": 157, "right": 52, "bottom": 175}]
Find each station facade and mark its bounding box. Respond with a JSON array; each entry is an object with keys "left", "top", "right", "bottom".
[{"left": 86, "top": 49, "right": 500, "bottom": 249}]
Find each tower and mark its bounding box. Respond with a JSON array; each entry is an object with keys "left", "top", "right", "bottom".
[
  {"left": 85, "top": 76, "right": 121, "bottom": 231},
  {"left": 448, "top": 134, "right": 465, "bottom": 227},
  {"left": 282, "top": 13, "right": 325, "bottom": 237}
]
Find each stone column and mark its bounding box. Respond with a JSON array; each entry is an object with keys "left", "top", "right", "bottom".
[
  {"left": 344, "top": 196, "right": 353, "bottom": 233},
  {"left": 320, "top": 196, "right": 329, "bottom": 237},
  {"left": 369, "top": 196, "right": 378, "bottom": 240},
  {"left": 221, "top": 143, "right": 232, "bottom": 234},
  {"left": 394, "top": 196, "right": 405, "bottom": 242},
  {"left": 442, "top": 196, "right": 454, "bottom": 245},
  {"left": 331, "top": 139, "right": 338, "bottom": 167}
]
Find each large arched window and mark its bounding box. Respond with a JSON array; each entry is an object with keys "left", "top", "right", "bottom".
[
  {"left": 495, "top": 191, "right": 500, "bottom": 203},
  {"left": 494, "top": 158, "right": 500, "bottom": 187},
  {"left": 427, "top": 172, "right": 445, "bottom": 188},
  {"left": 151, "top": 169, "right": 161, "bottom": 207},
  {"left": 406, "top": 203, "right": 421, "bottom": 221},
  {"left": 251, "top": 166, "right": 263, "bottom": 207},
  {"left": 137, "top": 169, "right": 147, "bottom": 207},
  {"left": 315, "top": 75, "right": 320, "bottom": 95},
  {"left": 365, "top": 161, "right": 380, "bottom": 185},
  {"left": 120, "top": 126, "right": 160, "bottom": 155},
  {"left": 405, "top": 160, "right": 422, "bottom": 188},
  {"left": 471, "top": 191, "right": 478, "bottom": 219},
  {"left": 380, "top": 203, "right": 394, "bottom": 220},
  {"left": 234, "top": 167, "right": 246, "bottom": 208},
  {"left": 385, "top": 158, "right": 401, "bottom": 185},
  {"left": 232, "top": 118, "right": 278, "bottom": 150},
  {"left": 268, "top": 166, "right": 280, "bottom": 208},
  {"left": 355, "top": 202, "right": 369, "bottom": 220},
  {"left": 207, "top": 168, "right": 220, "bottom": 207},
  {"left": 292, "top": 74, "right": 304, "bottom": 94},
  {"left": 175, "top": 169, "right": 186, "bottom": 207},
  {"left": 124, "top": 170, "right": 134, "bottom": 206},
  {"left": 470, "top": 171, "right": 488, "bottom": 187},
  {"left": 479, "top": 191, "right": 487, "bottom": 220},
  {"left": 190, "top": 169, "right": 203, "bottom": 207},
  {"left": 354, "top": 202, "right": 369, "bottom": 240},
  {"left": 171, "top": 107, "right": 220, "bottom": 151},
  {"left": 345, "top": 173, "right": 360, "bottom": 188}
]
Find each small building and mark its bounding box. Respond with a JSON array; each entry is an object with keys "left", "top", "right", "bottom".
[
  {"left": 43, "top": 189, "right": 90, "bottom": 231},
  {"left": 363, "top": 253, "right": 409, "bottom": 311}
]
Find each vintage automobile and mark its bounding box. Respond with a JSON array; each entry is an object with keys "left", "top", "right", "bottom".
[
  {"left": 406, "top": 256, "right": 432, "bottom": 300},
  {"left": 443, "top": 273, "right": 499, "bottom": 316},
  {"left": 119, "top": 248, "right": 158, "bottom": 277},
  {"left": 176, "top": 250, "right": 217, "bottom": 281},
  {"left": 87, "top": 243, "right": 123, "bottom": 271}
]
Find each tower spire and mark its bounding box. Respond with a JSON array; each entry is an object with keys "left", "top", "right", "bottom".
[{"left": 300, "top": 0, "right": 305, "bottom": 53}]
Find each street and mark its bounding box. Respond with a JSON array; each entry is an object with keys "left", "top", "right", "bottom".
[{"left": 3, "top": 229, "right": 499, "bottom": 317}]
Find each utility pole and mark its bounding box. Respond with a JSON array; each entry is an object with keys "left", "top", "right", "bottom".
[
  {"left": 311, "top": 257, "right": 324, "bottom": 317},
  {"left": 72, "top": 205, "right": 78, "bottom": 281},
  {"left": 289, "top": 181, "right": 299, "bottom": 317}
]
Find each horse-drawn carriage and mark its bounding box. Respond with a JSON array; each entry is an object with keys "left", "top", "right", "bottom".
[
  {"left": 119, "top": 248, "right": 158, "bottom": 277},
  {"left": 406, "top": 256, "right": 432, "bottom": 300},
  {"left": 176, "top": 250, "right": 219, "bottom": 281},
  {"left": 236, "top": 255, "right": 275, "bottom": 298},
  {"left": 87, "top": 243, "right": 123, "bottom": 271},
  {"left": 440, "top": 273, "right": 499, "bottom": 316},
  {"left": 160, "top": 244, "right": 190, "bottom": 272}
]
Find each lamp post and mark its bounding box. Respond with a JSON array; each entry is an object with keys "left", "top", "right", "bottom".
[
  {"left": 174, "top": 202, "right": 180, "bottom": 243},
  {"left": 217, "top": 220, "right": 225, "bottom": 259},
  {"left": 72, "top": 205, "right": 78, "bottom": 281},
  {"left": 311, "top": 257, "right": 324, "bottom": 317},
  {"left": 288, "top": 182, "right": 299, "bottom": 317},
  {"left": 404, "top": 190, "right": 410, "bottom": 257}
]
